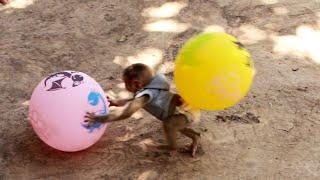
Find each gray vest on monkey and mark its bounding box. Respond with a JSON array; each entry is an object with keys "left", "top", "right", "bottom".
[{"left": 134, "top": 74, "right": 174, "bottom": 121}]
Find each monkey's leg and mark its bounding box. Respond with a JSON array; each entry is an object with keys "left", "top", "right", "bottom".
[
  {"left": 162, "top": 114, "right": 188, "bottom": 150},
  {"left": 180, "top": 128, "right": 201, "bottom": 157}
]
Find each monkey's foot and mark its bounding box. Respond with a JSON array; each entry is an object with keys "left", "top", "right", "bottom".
[
  {"left": 191, "top": 135, "right": 201, "bottom": 157},
  {"left": 179, "top": 135, "right": 201, "bottom": 157}
]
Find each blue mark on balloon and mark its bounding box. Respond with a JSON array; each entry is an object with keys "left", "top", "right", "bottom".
[
  {"left": 88, "top": 91, "right": 100, "bottom": 106},
  {"left": 81, "top": 122, "right": 103, "bottom": 133},
  {"left": 81, "top": 91, "right": 108, "bottom": 133}
]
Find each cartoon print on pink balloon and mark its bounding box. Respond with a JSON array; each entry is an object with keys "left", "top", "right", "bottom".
[
  {"left": 44, "top": 71, "right": 84, "bottom": 91},
  {"left": 81, "top": 91, "right": 108, "bottom": 133}
]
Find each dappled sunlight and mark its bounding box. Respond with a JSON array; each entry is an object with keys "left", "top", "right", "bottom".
[
  {"left": 137, "top": 170, "right": 158, "bottom": 180},
  {"left": 143, "top": 20, "right": 190, "bottom": 33},
  {"left": 260, "top": 0, "right": 278, "bottom": 5},
  {"left": 141, "top": 1, "right": 189, "bottom": 33},
  {"left": 107, "top": 85, "right": 130, "bottom": 99},
  {"left": 238, "top": 25, "right": 267, "bottom": 44},
  {"left": 113, "top": 48, "right": 163, "bottom": 69},
  {"left": 132, "top": 111, "right": 143, "bottom": 120},
  {"left": 142, "top": 1, "right": 187, "bottom": 18},
  {"left": 273, "top": 7, "right": 289, "bottom": 15},
  {"left": 272, "top": 26, "right": 320, "bottom": 63},
  {"left": 127, "top": 48, "right": 163, "bottom": 68},
  {"left": 115, "top": 132, "right": 136, "bottom": 142},
  {"left": 0, "top": 0, "right": 36, "bottom": 11},
  {"left": 22, "top": 100, "right": 29, "bottom": 106},
  {"left": 203, "top": 25, "right": 225, "bottom": 33},
  {"left": 158, "top": 61, "right": 174, "bottom": 74},
  {"left": 137, "top": 138, "right": 156, "bottom": 152},
  {"left": 113, "top": 56, "right": 127, "bottom": 68}
]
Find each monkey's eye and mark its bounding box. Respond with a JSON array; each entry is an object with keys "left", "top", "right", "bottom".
[{"left": 72, "top": 75, "right": 84, "bottom": 81}]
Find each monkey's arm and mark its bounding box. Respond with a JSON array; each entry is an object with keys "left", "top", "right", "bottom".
[
  {"left": 108, "top": 98, "right": 134, "bottom": 107},
  {"left": 89, "top": 95, "right": 149, "bottom": 123}
]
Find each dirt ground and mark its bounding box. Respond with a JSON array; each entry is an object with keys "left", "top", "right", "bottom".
[{"left": 1, "top": 0, "right": 320, "bottom": 179}]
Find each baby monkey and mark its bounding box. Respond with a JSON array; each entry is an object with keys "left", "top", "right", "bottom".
[{"left": 85, "top": 63, "right": 200, "bottom": 157}]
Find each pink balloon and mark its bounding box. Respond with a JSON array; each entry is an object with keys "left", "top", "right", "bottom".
[{"left": 29, "top": 71, "right": 109, "bottom": 152}]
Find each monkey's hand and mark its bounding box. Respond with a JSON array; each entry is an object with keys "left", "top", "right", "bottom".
[
  {"left": 107, "top": 96, "right": 118, "bottom": 107},
  {"left": 84, "top": 112, "right": 109, "bottom": 126},
  {"left": 107, "top": 96, "right": 134, "bottom": 107},
  {"left": 108, "top": 100, "right": 118, "bottom": 107},
  {"left": 84, "top": 95, "right": 149, "bottom": 126}
]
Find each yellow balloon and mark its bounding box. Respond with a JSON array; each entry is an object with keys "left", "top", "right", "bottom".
[{"left": 174, "top": 32, "right": 255, "bottom": 110}]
